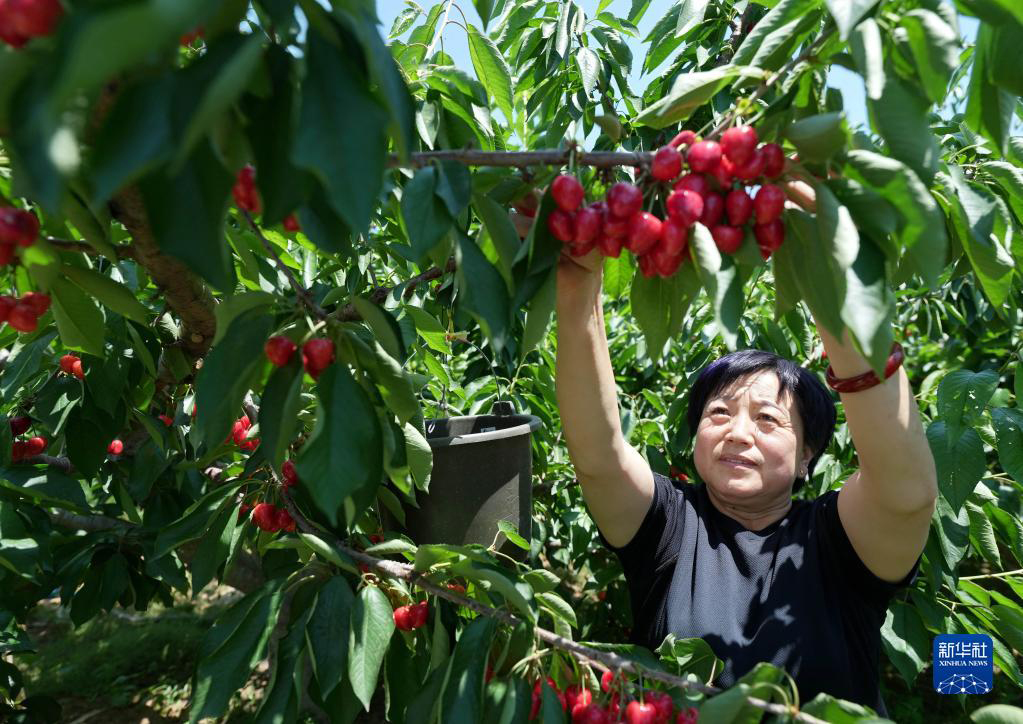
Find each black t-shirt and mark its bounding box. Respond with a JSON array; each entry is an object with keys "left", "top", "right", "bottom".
[{"left": 599, "top": 472, "right": 920, "bottom": 717}]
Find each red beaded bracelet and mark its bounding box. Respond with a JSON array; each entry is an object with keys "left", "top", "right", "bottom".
[{"left": 825, "top": 342, "right": 904, "bottom": 393}]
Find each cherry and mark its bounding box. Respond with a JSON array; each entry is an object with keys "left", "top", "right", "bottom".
[
  {"left": 668, "top": 129, "right": 697, "bottom": 148},
  {"left": 22, "top": 292, "right": 49, "bottom": 316},
  {"left": 673, "top": 173, "right": 710, "bottom": 198},
  {"left": 626, "top": 212, "right": 662, "bottom": 255},
  {"left": 180, "top": 26, "right": 204, "bottom": 46},
  {"left": 238, "top": 502, "right": 253, "bottom": 521},
  {"left": 753, "top": 185, "right": 785, "bottom": 224},
  {"left": 754, "top": 220, "right": 785, "bottom": 259},
  {"left": 410, "top": 600, "right": 429, "bottom": 628},
  {"left": 686, "top": 141, "right": 722, "bottom": 173},
  {"left": 601, "top": 212, "right": 629, "bottom": 240},
  {"left": 606, "top": 182, "right": 643, "bottom": 219},
  {"left": 10, "top": 441, "right": 28, "bottom": 462},
  {"left": 393, "top": 605, "right": 414, "bottom": 630},
  {"left": 625, "top": 701, "right": 659, "bottom": 724},
  {"left": 565, "top": 685, "right": 590, "bottom": 712},
  {"left": 573, "top": 703, "right": 610, "bottom": 724},
  {"left": 446, "top": 582, "right": 466, "bottom": 593},
  {"left": 7, "top": 303, "right": 37, "bottom": 333},
  {"left": 574, "top": 205, "right": 602, "bottom": 245},
  {"left": 59, "top": 354, "right": 78, "bottom": 375},
  {"left": 725, "top": 189, "right": 753, "bottom": 226},
  {"left": 547, "top": 209, "right": 576, "bottom": 242},
  {"left": 25, "top": 436, "right": 46, "bottom": 456},
  {"left": 368, "top": 533, "right": 383, "bottom": 544},
  {"left": 761, "top": 143, "right": 786, "bottom": 178},
  {"left": 251, "top": 503, "right": 281, "bottom": 532},
  {"left": 647, "top": 691, "right": 674, "bottom": 721},
  {"left": 710, "top": 156, "right": 734, "bottom": 189},
  {"left": 107, "top": 439, "right": 123, "bottom": 455},
  {"left": 513, "top": 189, "right": 540, "bottom": 218},
  {"left": 720, "top": 126, "right": 758, "bottom": 166},
  {"left": 0, "top": 207, "right": 39, "bottom": 247},
  {"left": 265, "top": 335, "right": 297, "bottom": 367},
  {"left": 676, "top": 706, "right": 700, "bottom": 724},
  {"left": 732, "top": 148, "right": 766, "bottom": 182},
  {"left": 531, "top": 679, "right": 566, "bottom": 719},
  {"left": 70, "top": 358, "right": 84, "bottom": 380},
  {"left": 600, "top": 670, "right": 616, "bottom": 693},
  {"left": 660, "top": 218, "right": 689, "bottom": 256},
  {"left": 637, "top": 252, "right": 657, "bottom": 279},
  {"left": 666, "top": 190, "right": 703, "bottom": 226},
  {"left": 282, "top": 214, "right": 301, "bottom": 232},
  {"left": 711, "top": 225, "right": 744, "bottom": 254},
  {"left": 551, "top": 174, "right": 585, "bottom": 212},
  {"left": 231, "top": 416, "right": 251, "bottom": 444},
  {"left": 650, "top": 245, "right": 683, "bottom": 277},
  {"left": 239, "top": 437, "right": 260, "bottom": 451},
  {"left": 9, "top": 416, "right": 30, "bottom": 436},
  {"left": 7, "top": 0, "right": 62, "bottom": 39},
  {"left": 596, "top": 235, "right": 623, "bottom": 258},
  {"left": 158, "top": 414, "right": 174, "bottom": 427},
  {"left": 232, "top": 165, "right": 262, "bottom": 214},
  {"left": 0, "top": 295, "right": 15, "bottom": 322},
  {"left": 275, "top": 507, "right": 296, "bottom": 532},
  {"left": 302, "top": 338, "right": 335, "bottom": 378},
  {"left": 0, "top": 244, "right": 13, "bottom": 266},
  {"left": 651, "top": 146, "right": 682, "bottom": 181},
  {"left": 282, "top": 460, "right": 299, "bottom": 488},
  {"left": 700, "top": 193, "right": 725, "bottom": 227},
  {"left": 0, "top": 5, "right": 28, "bottom": 48}
]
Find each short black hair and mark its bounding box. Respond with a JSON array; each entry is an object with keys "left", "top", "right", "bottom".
[{"left": 685, "top": 349, "right": 836, "bottom": 495}]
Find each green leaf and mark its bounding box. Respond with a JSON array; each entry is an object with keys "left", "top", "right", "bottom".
[
  {"left": 49, "top": 278, "right": 106, "bottom": 358},
  {"left": 983, "top": 161, "right": 1023, "bottom": 228},
  {"left": 190, "top": 583, "right": 283, "bottom": 723},
  {"left": 307, "top": 576, "right": 354, "bottom": 697},
  {"left": 575, "top": 47, "right": 600, "bottom": 96},
  {"left": 438, "top": 616, "right": 497, "bottom": 723},
  {"left": 631, "top": 257, "right": 701, "bottom": 357},
  {"left": 868, "top": 73, "right": 940, "bottom": 185},
  {"left": 634, "top": 66, "right": 764, "bottom": 128},
  {"left": 293, "top": 30, "right": 389, "bottom": 235},
  {"left": 258, "top": 359, "right": 304, "bottom": 467},
  {"left": 965, "top": 25, "right": 1015, "bottom": 155},
  {"left": 656, "top": 635, "right": 723, "bottom": 682},
  {"left": 194, "top": 308, "right": 273, "bottom": 448},
  {"left": 732, "top": 0, "right": 821, "bottom": 70},
  {"left": 404, "top": 421, "right": 433, "bottom": 491},
  {"left": 689, "top": 224, "right": 746, "bottom": 350},
  {"left": 189, "top": 503, "right": 240, "bottom": 595},
  {"left": 455, "top": 229, "right": 510, "bottom": 353},
  {"left": 774, "top": 211, "right": 845, "bottom": 337},
  {"left": 473, "top": 192, "right": 522, "bottom": 284},
  {"left": 839, "top": 237, "right": 894, "bottom": 374},
  {"left": 899, "top": 9, "right": 959, "bottom": 103},
  {"left": 61, "top": 266, "right": 149, "bottom": 325},
  {"left": 295, "top": 363, "right": 384, "bottom": 528},
  {"left": 0, "top": 467, "right": 88, "bottom": 512},
  {"left": 956, "top": 0, "right": 1023, "bottom": 27},
  {"left": 353, "top": 298, "right": 406, "bottom": 362},
  {"left": 522, "top": 569, "right": 561, "bottom": 594},
  {"left": 212, "top": 291, "right": 274, "bottom": 346},
  {"left": 451, "top": 559, "right": 537, "bottom": 623},
  {"left": 880, "top": 600, "right": 930, "bottom": 687},
  {"left": 467, "top": 24, "right": 514, "bottom": 123},
  {"left": 966, "top": 501, "right": 1002, "bottom": 567},
  {"left": 401, "top": 166, "right": 454, "bottom": 260},
  {"left": 849, "top": 18, "right": 884, "bottom": 100},
  {"left": 0, "top": 332, "right": 56, "bottom": 404},
  {"left": 822, "top": 0, "right": 878, "bottom": 40},
  {"left": 520, "top": 266, "right": 556, "bottom": 361},
  {"left": 472, "top": 0, "right": 496, "bottom": 28},
  {"left": 152, "top": 479, "right": 245, "bottom": 559},
  {"left": 926, "top": 421, "right": 985, "bottom": 514},
  {"left": 785, "top": 113, "right": 849, "bottom": 163},
  {"left": 537, "top": 591, "right": 577, "bottom": 628},
  {"left": 992, "top": 408, "right": 1023, "bottom": 484},
  {"left": 496, "top": 520, "right": 529, "bottom": 551},
  {"left": 987, "top": 25, "right": 1023, "bottom": 96},
  {"left": 405, "top": 306, "right": 451, "bottom": 355},
  {"left": 937, "top": 370, "right": 999, "bottom": 446},
  {"left": 138, "top": 140, "right": 235, "bottom": 291},
  {"left": 971, "top": 705, "right": 1023, "bottom": 724},
  {"left": 348, "top": 585, "right": 396, "bottom": 711}
]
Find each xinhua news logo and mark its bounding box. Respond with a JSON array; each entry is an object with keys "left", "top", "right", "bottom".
[{"left": 933, "top": 634, "right": 993, "bottom": 695}]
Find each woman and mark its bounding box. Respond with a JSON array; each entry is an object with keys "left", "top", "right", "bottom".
[{"left": 553, "top": 233, "right": 938, "bottom": 716}]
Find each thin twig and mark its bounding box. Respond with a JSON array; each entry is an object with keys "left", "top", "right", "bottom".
[
  {"left": 333, "top": 258, "right": 457, "bottom": 321},
  {"left": 46, "top": 238, "right": 135, "bottom": 260},
  {"left": 960, "top": 568, "right": 1023, "bottom": 581},
  {"left": 386, "top": 150, "right": 654, "bottom": 169},
  {"left": 242, "top": 211, "right": 328, "bottom": 320}
]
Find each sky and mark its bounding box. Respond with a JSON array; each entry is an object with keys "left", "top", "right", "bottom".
[{"left": 376, "top": 0, "right": 981, "bottom": 137}]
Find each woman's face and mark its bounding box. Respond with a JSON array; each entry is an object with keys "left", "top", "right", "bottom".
[{"left": 693, "top": 370, "right": 812, "bottom": 503}]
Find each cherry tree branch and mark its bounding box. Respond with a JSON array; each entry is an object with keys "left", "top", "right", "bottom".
[
  {"left": 333, "top": 258, "right": 456, "bottom": 322},
  {"left": 46, "top": 237, "right": 135, "bottom": 260},
  {"left": 242, "top": 211, "right": 328, "bottom": 320},
  {"left": 386, "top": 149, "right": 654, "bottom": 169}
]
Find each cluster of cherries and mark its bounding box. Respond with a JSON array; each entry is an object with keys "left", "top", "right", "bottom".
[
  {"left": 232, "top": 165, "right": 301, "bottom": 232},
  {"left": 529, "top": 671, "right": 699, "bottom": 723},
  {"left": 265, "top": 334, "right": 335, "bottom": 380},
  {"left": 228, "top": 414, "right": 259, "bottom": 451},
  {"left": 58, "top": 353, "right": 84, "bottom": 380},
  {"left": 0, "top": 0, "right": 62, "bottom": 49},
  {"left": 0, "top": 291, "right": 50, "bottom": 333},
  {"left": 545, "top": 126, "right": 788, "bottom": 277},
  {"left": 9, "top": 416, "right": 45, "bottom": 462},
  {"left": 393, "top": 600, "right": 430, "bottom": 631},
  {"left": 0, "top": 206, "right": 39, "bottom": 266},
  {"left": 245, "top": 501, "right": 297, "bottom": 533}
]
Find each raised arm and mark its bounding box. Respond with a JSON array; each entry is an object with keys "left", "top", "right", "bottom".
[{"left": 554, "top": 248, "right": 654, "bottom": 547}]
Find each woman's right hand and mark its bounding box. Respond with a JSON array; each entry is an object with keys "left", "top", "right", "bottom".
[{"left": 556, "top": 246, "right": 603, "bottom": 301}]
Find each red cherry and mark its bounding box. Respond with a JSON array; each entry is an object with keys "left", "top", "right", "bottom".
[
  {"left": 239, "top": 437, "right": 260, "bottom": 451},
  {"left": 71, "top": 359, "right": 84, "bottom": 380},
  {"left": 25, "top": 436, "right": 46, "bottom": 456},
  {"left": 232, "top": 165, "right": 262, "bottom": 214},
  {"left": 0, "top": 207, "right": 39, "bottom": 247},
  {"left": 10, "top": 440, "right": 28, "bottom": 462},
  {"left": 732, "top": 148, "right": 766, "bottom": 182},
  {"left": 158, "top": 414, "right": 174, "bottom": 427},
  {"left": 761, "top": 143, "right": 786, "bottom": 178},
  {"left": 637, "top": 253, "right": 657, "bottom": 279},
  {"left": 446, "top": 582, "right": 466, "bottom": 593},
  {"left": 551, "top": 174, "right": 585, "bottom": 212},
  {"left": 753, "top": 185, "right": 786, "bottom": 224},
  {"left": 676, "top": 706, "right": 700, "bottom": 724},
  {"left": 513, "top": 190, "right": 540, "bottom": 218},
  {"left": 7, "top": 303, "right": 37, "bottom": 333},
  {"left": 21, "top": 292, "right": 49, "bottom": 317},
  {"left": 754, "top": 219, "right": 786, "bottom": 259},
  {"left": 9, "top": 416, "right": 30, "bottom": 436},
  {"left": 107, "top": 439, "right": 123, "bottom": 455},
  {"left": 410, "top": 600, "right": 429, "bottom": 628},
  {"left": 686, "top": 141, "right": 722, "bottom": 173},
  {"left": 660, "top": 218, "right": 689, "bottom": 256},
  {"left": 647, "top": 691, "right": 674, "bottom": 721},
  {"left": 605, "top": 182, "right": 643, "bottom": 219},
  {"left": 668, "top": 130, "right": 697, "bottom": 148},
  {"left": 282, "top": 460, "right": 299, "bottom": 488},
  {"left": 547, "top": 209, "right": 576, "bottom": 242},
  {"left": 574, "top": 206, "right": 602, "bottom": 244},
  {"left": 265, "top": 335, "right": 297, "bottom": 367},
  {"left": 601, "top": 212, "right": 629, "bottom": 240},
  {"left": 596, "top": 235, "right": 623, "bottom": 258},
  {"left": 673, "top": 173, "right": 710, "bottom": 198},
  {"left": 0, "top": 2, "right": 29, "bottom": 48},
  {"left": 711, "top": 225, "right": 744, "bottom": 254},
  {"left": 651, "top": 146, "right": 682, "bottom": 181},
  {"left": 180, "top": 26, "right": 204, "bottom": 46},
  {"left": 282, "top": 213, "right": 301, "bottom": 232},
  {"left": 724, "top": 190, "right": 753, "bottom": 226},
  {"left": 251, "top": 503, "right": 281, "bottom": 532},
  {"left": 650, "top": 246, "right": 683, "bottom": 277},
  {"left": 237, "top": 502, "right": 253, "bottom": 521},
  {"left": 565, "top": 685, "right": 588, "bottom": 712},
  {"left": 720, "top": 126, "right": 758, "bottom": 166},
  {"left": 625, "top": 701, "right": 660, "bottom": 724},
  {"left": 710, "top": 156, "right": 735, "bottom": 190},
  {"left": 0, "top": 295, "right": 14, "bottom": 322},
  {"left": 0, "top": 243, "right": 14, "bottom": 266},
  {"left": 666, "top": 190, "right": 704, "bottom": 227},
  {"left": 8, "top": 0, "right": 62, "bottom": 38},
  {"left": 626, "top": 212, "right": 662, "bottom": 256},
  {"left": 393, "top": 605, "right": 415, "bottom": 631},
  {"left": 275, "top": 507, "right": 296, "bottom": 532},
  {"left": 698, "top": 192, "right": 724, "bottom": 228},
  {"left": 302, "top": 339, "right": 335, "bottom": 378},
  {"left": 59, "top": 353, "right": 78, "bottom": 375},
  {"left": 600, "top": 670, "right": 616, "bottom": 693},
  {"left": 573, "top": 703, "right": 609, "bottom": 724}
]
